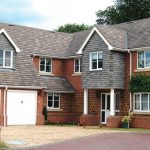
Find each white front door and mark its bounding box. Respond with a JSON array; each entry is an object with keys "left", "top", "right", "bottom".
[
  {"left": 101, "top": 94, "right": 110, "bottom": 124},
  {"left": 7, "top": 90, "right": 37, "bottom": 125}
]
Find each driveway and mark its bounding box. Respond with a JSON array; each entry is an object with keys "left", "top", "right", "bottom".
[
  {"left": 23, "top": 133, "right": 150, "bottom": 150},
  {"left": 1, "top": 125, "right": 117, "bottom": 149}
]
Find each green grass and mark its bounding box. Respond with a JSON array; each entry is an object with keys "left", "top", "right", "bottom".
[
  {"left": 0, "top": 141, "right": 8, "bottom": 149},
  {"left": 85, "top": 126, "right": 150, "bottom": 133}
]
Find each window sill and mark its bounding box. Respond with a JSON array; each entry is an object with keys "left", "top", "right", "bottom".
[
  {"left": 39, "top": 72, "right": 54, "bottom": 76},
  {"left": 133, "top": 111, "right": 150, "bottom": 115},
  {"left": 72, "top": 73, "right": 82, "bottom": 76},
  {"left": 89, "top": 68, "right": 102, "bottom": 71},
  {"left": 47, "top": 108, "right": 62, "bottom": 112},
  {"left": 135, "top": 69, "right": 150, "bottom": 72}
]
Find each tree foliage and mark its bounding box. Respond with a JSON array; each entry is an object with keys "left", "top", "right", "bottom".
[
  {"left": 96, "top": 0, "right": 150, "bottom": 25},
  {"left": 56, "top": 23, "right": 92, "bottom": 33}
]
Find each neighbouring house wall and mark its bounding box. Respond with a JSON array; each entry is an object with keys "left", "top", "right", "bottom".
[{"left": 82, "top": 32, "right": 125, "bottom": 89}]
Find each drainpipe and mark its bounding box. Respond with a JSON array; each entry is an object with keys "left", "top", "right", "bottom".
[
  {"left": 128, "top": 50, "right": 132, "bottom": 112},
  {"left": 126, "top": 32, "right": 132, "bottom": 113},
  {"left": 3, "top": 86, "right": 8, "bottom": 126}
]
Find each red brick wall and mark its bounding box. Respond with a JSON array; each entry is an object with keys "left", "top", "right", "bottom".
[
  {"left": 64, "top": 59, "right": 82, "bottom": 90},
  {"left": 33, "top": 56, "right": 39, "bottom": 71}
]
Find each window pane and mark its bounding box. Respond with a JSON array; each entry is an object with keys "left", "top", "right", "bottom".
[
  {"left": 135, "top": 94, "right": 140, "bottom": 110},
  {"left": 0, "top": 50, "right": 3, "bottom": 67},
  {"left": 48, "top": 101, "right": 53, "bottom": 107},
  {"left": 40, "top": 58, "right": 45, "bottom": 65},
  {"left": 5, "top": 51, "right": 11, "bottom": 58},
  {"left": 46, "top": 58, "right": 51, "bottom": 65},
  {"left": 5, "top": 58, "right": 11, "bottom": 67},
  {"left": 80, "top": 59, "right": 82, "bottom": 72},
  {"left": 54, "top": 93, "right": 59, "bottom": 100},
  {"left": 75, "top": 66, "right": 79, "bottom": 72},
  {"left": 92, "top": 61, "right": 97, "bottom": 69},
  {"left": 146, "top": 51, "right": 150, "bottom": 67},
  {"left": 141, "top": 94, "right": 148, "bottom": 111},
  {"left": 48, "top": 94, "right": 53, "bottom": 100},
  {"left": 98, "top": 60, "right": 102, "bottom": 68},
  {"left": 46, "top": 65, "right": 51, "bottom": 72},
  {"left": 98, "top": 53, "right": 102, "bottom": 59},
  {"left": 75, "top": 59, "right": 79, "bottom": 66},
  {"left": 92, "top": 53, "right": 97, "bottom": 60},
  {"left": 138, "top": 52, "right": 144, "bottom": 68},
  {"left": 54, "top": 101, "right": 59, "bottom": 108},
  {"left": 40, "top": 65, "right": 45, "bottom": 71}
]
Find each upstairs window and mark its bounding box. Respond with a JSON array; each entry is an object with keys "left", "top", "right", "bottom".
[
  {"left": 0, "top": 50, "right": 13, "bottom": 68},
  {"left": 40, "top": 58, "right": 51, "bottom": 73},
  {"left": 138, "top": 51, "right": 150, "bottom": 69},
  {"left": 90, "top": 51, "right": 103, "bottom": 70},
  {"left": 74, "top": 58, "right": 82, "bottom": 73},
  {"left": 47, "top": 93, "right": 60, "bottom": 109}
]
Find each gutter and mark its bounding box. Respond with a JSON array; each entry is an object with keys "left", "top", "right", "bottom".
[
  {"left": 45, "top": 90, "right": 75, "bottom": 93},
  {"left": 0, "top": 85, "right": 46, "bottom": 90}
]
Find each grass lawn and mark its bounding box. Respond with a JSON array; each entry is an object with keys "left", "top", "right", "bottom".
[
  {"left": 85, "top": 126, "right": 150, "bottom": 133},
  {"left": 0, "top": 141, "right": 8, "bottom": 149}
]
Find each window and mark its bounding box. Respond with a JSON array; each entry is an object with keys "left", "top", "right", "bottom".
[
  {"left": 0, "top": 50, "right": 13, "bottom": 68},
  {"left": 74, "top": 58, "right": 82, "bottom": 73},
  {"left": 40, "top": 58, "right": 51, "bottom": 73},
  {"left": 47, "top": 93, "right": 60, "bottom": 109},
  {"left": 138, "top": 51, "right": 150, "bottom": 69},
  {"left": 134, "top": 93, "right": 150, "bottom": 112},
  {"left": 90, "top": 51, "right": 103, "bottom": 70}
]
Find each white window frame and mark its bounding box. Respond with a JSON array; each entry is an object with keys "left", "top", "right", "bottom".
[
  {"left": 89, "top": 51, "right": 103, "bottom": 71},
  {"left": 137, "top": 50, "right": 150, "bottom": 69},
  {"left": 74, "top": 58, "right": 82, "bottom": 73},
  {"left": 39, "top": 57, "right": 52, "bottom": 73},
  {"left": 0, "top": 50, "right": 13, "bottom": 68},
  {"left": 47, "top": 93, "right": 60, "bottom": 109},
  {"left": 134, "top": 93, "right": 150, "bottom": 112}
]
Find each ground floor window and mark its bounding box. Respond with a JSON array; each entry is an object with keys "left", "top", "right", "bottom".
[
  {"left": 134, "top": 93, "right": 150, "bottom": 112},
  {"left": 47, "top": 93, "right": 60, "bottom": 109}
]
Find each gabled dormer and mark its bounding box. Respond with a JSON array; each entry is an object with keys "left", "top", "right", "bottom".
[{"left": 0, "top": 28, "right": 20, "bottom": 69}]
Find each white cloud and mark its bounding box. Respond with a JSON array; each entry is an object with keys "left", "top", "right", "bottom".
[{"left": 0, "top": 0, "right": 113, "bottom": 30}]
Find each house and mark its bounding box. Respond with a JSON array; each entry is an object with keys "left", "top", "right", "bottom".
[{"left": 0, "top": 18, "right": 150, "bottom": 128}]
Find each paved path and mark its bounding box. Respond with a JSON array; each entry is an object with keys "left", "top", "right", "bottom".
[{"left": 23, "top": 132, "right": 150, "bottom": 150}]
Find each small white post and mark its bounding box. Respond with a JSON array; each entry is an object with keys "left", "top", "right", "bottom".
[
  {"left": 84, "top": 89, "right": 88, "bottom": 115},
  {"left": 110, "top": 88, "right": 115, "bottom": 116}
]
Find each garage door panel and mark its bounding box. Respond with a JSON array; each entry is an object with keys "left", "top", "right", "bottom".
[{"left": 7, "top": 90, "right": 37, "bottom": 125}]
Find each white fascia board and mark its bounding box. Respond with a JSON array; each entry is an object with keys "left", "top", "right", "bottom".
[
  {"left": 77, "top": 27, "right": 114, "bottom": 54},
  {"left": 0, "top": 28, "right": 20, "bottom": 52}
]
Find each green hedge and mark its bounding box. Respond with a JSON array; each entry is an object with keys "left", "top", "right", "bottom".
[{"left": 129, "top": 74, "right": 150, "bottom": 93}]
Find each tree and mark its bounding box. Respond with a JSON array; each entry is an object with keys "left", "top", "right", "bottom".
[
  {"left": 56, "top": 23, "right": 92, "bottom": 33},
  {"left": 96, "top": 0, "right": 150, "bottom": 25}
]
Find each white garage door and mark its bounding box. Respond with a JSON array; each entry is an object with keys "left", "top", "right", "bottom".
[{"left": 7, "top": 90, "right": 37, "bottom": 125}]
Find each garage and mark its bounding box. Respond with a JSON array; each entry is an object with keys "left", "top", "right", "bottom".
[{"left": 7, "top": 90, "right": 37, "bottom": 125}]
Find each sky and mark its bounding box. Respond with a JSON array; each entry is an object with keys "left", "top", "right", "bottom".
[{"left": 0, "top": 0, "right": 113, "bottom": 30}]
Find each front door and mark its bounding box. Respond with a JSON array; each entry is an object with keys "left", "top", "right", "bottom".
[{"left": 101, "top": 94, "right": 110, "bottom": 124}]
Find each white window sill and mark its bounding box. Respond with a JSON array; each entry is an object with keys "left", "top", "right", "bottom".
[
  {"left": 133, "top": 111, "right": 150, "bottom": 115},
  {"left": 89, "top": 68, "right": 102, "bottom": 71},
  {"left": 47, "top": 108, "right": 62, "bottom": 112},
  {"left": 135, "top": 68, "right": 150, "bottom": 72},
  {"left": 72, "top": 73, "right": 82, "bottom": 76},
  {"left": 39, "top": 72, "right": 54, "bottom": 76}
]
